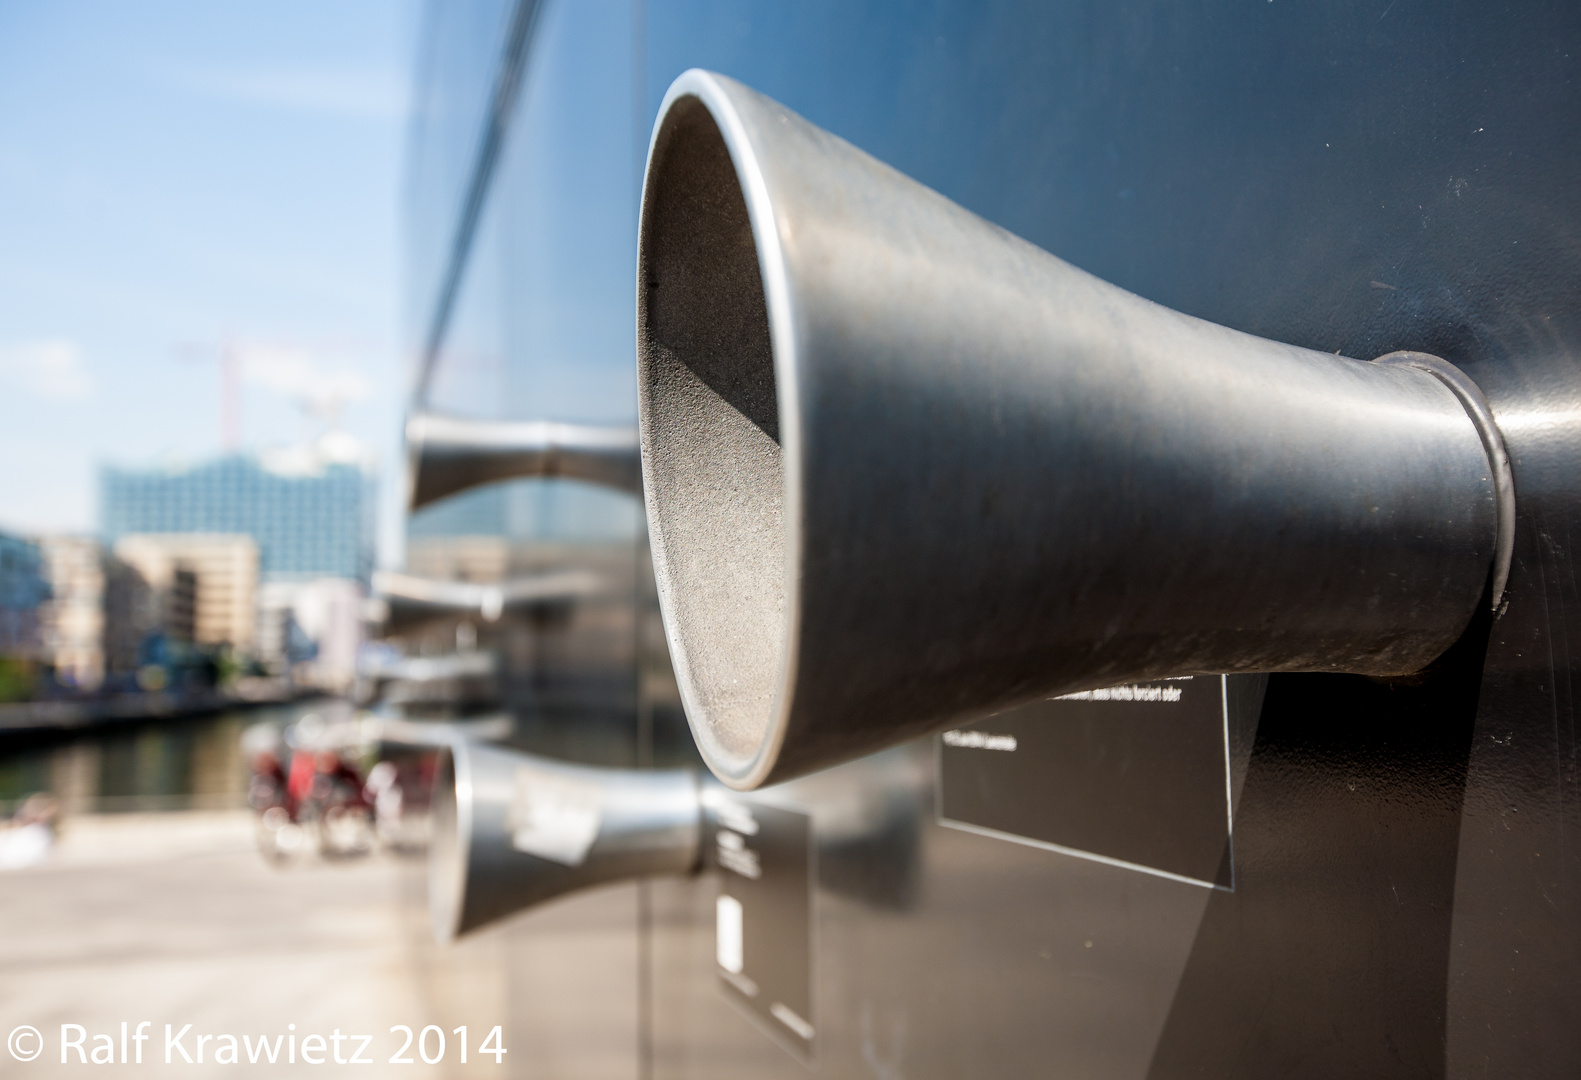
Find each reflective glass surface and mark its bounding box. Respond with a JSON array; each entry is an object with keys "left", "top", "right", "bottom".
[
  {"left": 403, "top": 0, "right": 652, "bottom": 761},
  {"left": 414, "top": 0, "right": 641, "bottom": 545},
  {"left": 405, "top": 1, "right": 1581, "bottom": 1075},
  {"left": 405, "top": 0, "right": 518, "bottom": 352}
]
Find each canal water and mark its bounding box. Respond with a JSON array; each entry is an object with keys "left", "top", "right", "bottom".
[{"left": 0, "top": 700, "right": 333, "bottom": 816}]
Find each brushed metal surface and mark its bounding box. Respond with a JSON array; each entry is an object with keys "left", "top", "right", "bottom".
[
  {"left": 430, "top": 739, "right": 703, "bottom": 940},
  {"left": 637, "top": 70, "right": 1499, "bottom": 789},
  {"left": 407, "top": 413, "right": 642, "bottom": 510}
]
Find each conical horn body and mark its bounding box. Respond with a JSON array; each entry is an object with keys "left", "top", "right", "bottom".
[
  {"left": 407, "top": 413, "right": 641, "bottom": 510},
  {"left": 429, "top": 741, "right": 702, "bottom": 941},
  {"left": 637, "top": 70, "right": 1504, "bottom": 790}
]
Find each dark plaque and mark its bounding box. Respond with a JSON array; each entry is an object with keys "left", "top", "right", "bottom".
[
  {"left": 712, "top": 797, "right": 816, "bottom": 1062},
  {"left": 939, "top": 675, "right": 1262, "bottom": 888}
]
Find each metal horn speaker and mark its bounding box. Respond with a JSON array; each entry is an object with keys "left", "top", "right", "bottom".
[
  {"left": 636, "top": 70, "right": 1513, "bottom": 790},
  {"left": 407, "top": 413, "right": 641, "bottom": 510},
  {"left": 429, "top": 740, "right": 702, "bottom": 941}
]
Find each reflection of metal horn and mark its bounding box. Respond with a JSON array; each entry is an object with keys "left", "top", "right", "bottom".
[
  {"left": 637, "top": 70, "right": 1510, "bottom": 790},
  {"left": 430, "top": 741, "right": 703, "bottom": 941},
  {"left": 361, "top": 650, "right": 497, "bottom": 683},
  {"left": 407, "top": 413, "right": 641, "bottom": 510},
  {"left": 372, "top": 569, "right": 607, "bottom": 621}
]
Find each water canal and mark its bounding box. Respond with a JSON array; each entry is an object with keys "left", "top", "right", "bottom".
[{"left": 0, "top": 700, "right": 335, "bottom": 816}]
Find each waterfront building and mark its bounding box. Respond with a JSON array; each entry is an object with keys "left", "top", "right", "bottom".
[
  {"left": 99, "top": 444, "right": 372, "bottom": 585},
  {"left": 254, "top": 578, "right": 364, "bottom": 691},
  {"left": 112, "top": 535, "right": 257, "bottom": 650},
  {"left": 101, "top": 557, "right": 158, "bottom": 679},
  {"left": 99, "top": 440, "right": 375, "bottom": 670},
  {"left": 36, "top": 536, "right": 106, "bottom": 689},
  {"left": 0, "top": 531, "right": 47, "bottom": 662}
]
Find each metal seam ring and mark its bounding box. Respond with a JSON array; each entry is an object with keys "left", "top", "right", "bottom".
[{"left": 1373, "top": 351, "right": 1516, "bottom": 611}]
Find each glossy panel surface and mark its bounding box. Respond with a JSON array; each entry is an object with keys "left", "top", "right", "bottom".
[
  {"left": 406, "top": 0, "right": 651, "bottom": 759},
  {"left": 640, "top": 0, "right": 1581, "bottom": 1076},
  {"left": 405, "top": 0, "right": 1581, "bottom": 1075}
]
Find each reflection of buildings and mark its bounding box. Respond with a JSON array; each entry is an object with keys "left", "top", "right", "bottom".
[
  {"left": 404, "top": 535, "right": 511, "bottom": 584},
  {"left": 396, "top": 489, "right": 645, "bottom": 739},
  {"left": 99, "top": 444, "right": 375, "bottom": 688},
  {"left": 0, "top": 531, "right": 48, "bottom": 661}
]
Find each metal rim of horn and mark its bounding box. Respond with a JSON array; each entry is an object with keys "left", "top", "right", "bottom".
[{"left": 636, "top": 69, "right": 1511, "bottom": 791}]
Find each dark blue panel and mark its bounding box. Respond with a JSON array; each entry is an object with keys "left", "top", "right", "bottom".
[{"left": 646, "top": 0, "right": 1581, "bottom": 360}]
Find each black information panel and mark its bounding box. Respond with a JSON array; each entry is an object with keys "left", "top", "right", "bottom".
[
  {"left": 939, "top": 676, "right": 1257, "bottom": 888},
  {"left": 712, "top": 798, "right": 816, "bottom": 1062}
]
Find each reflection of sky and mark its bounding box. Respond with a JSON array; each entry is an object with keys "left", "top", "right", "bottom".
[
  {"left": 0, "top": 1, "right": 417, "bottom": 566},
  {"left": 404, "top": 0, "right": 517, "bottom": 350},
  {"left": 417, "top": 0, "right": 642, "bottom": 544},
  {"left": 423, "top": 0, "right": 639, "bottom": 427},
  {"left": 638, "top": 0, "right": 1581, "bottom": 370},
  {"left": 501, "top": 0, "right": 640, "bottom": 424}
]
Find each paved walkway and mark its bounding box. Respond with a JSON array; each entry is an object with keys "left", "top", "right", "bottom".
[{"left": 0, "top": 812, "right": 508, "bottom": 1076}]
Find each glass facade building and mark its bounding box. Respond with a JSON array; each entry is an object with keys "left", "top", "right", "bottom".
[
  {"left": 0, "top": 531, "right": 47, "bottom": 660},
  {"left": 100, "top": 456, "right": 371, "bottom": 584}
]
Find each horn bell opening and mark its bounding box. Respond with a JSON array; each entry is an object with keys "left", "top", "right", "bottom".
[{"left": 638, "top": 79, "right": 792, "bottom": 790}]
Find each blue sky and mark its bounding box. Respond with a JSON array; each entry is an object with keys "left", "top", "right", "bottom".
[{"left": 0, "top": 0, "right": 420, "bottom": 563}]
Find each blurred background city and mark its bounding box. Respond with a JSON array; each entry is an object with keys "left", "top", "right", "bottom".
[{"left": 0, "top": 2, "right": 664, "bottom": 1074}]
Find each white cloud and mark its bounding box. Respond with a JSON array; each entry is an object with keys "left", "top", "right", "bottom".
[
  {"left": 236, "top": 340, "right": 372, "bottom": 421},
  {"left": 0, "top": 338, "right": 93, "bottom": 399}
]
